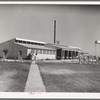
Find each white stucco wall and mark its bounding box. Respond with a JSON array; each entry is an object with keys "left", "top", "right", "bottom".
[
  {"left": 36, "top": 54, "right": 56, "bottom": 60},
  {"left": 27, "top": 49, "right": 56, "bottom": 60}
]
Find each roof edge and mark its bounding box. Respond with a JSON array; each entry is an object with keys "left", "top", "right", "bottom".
[{"left": 15, "top": 38, "right": 46, "bottom": 44}]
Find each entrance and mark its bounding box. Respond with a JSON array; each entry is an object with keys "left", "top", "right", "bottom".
[
  {"left": 3, "top": 51, "right": 6, "bottom": 59},
  {"left": 56, "top": 49, "right": 62, "bottom": 60},
  {"left": 3, "top": 49, "right": 8, "bottom": 59},
  {"left": 69, "top": 51, "right": 72, "bottom": 59},
  {"left": 18, "top": 50, "right": 22, "bottom": 59},
  {"left": 65, "top": 50, "right": 68, "bottom": 59}
]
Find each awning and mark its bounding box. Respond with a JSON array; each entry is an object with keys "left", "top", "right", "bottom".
[
  {"left": 15, "top": 43, "right": 55, "bottom": 50},
  {"left": 45, "top": 43, "right": 81, "bottom": 51}
]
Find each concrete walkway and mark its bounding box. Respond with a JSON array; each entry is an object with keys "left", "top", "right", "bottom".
[{"left": 24, "top": 61, "right": 46, "bottom": 92}]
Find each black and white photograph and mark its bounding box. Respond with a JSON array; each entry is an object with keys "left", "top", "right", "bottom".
[{"left": 0, "top": 3, "right": 100, "bottom": 94}]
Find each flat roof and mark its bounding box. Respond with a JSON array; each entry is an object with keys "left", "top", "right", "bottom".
[
  {"left": 68, "top": 46, "right": 81, "bottom": 50},
  {"left": 45, "top": 43, "right": 81, "bottom": 51},
  {"left": 15, "top": 43, "right": 55, "bottom": 50}
]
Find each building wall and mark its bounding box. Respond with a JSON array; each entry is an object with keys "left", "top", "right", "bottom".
[
  {"left": 27, "top": 49, "right": 56, "bottom": 60},
  {"left": 37, "top": 54, "right": 56, "bottom": 59},
  {"left": 0, "top": 39, "right": 28, "bottom": 59},
  {"left": 0, "top": 39, "right": 15, "bottom": 58},
  {"left": 0, "top": 38, "right": 80, "bottom": 60},
  {"left": 14, "top": 43, "right": 27, "bottom": 59},
  {"left": 14, "top": 44, "right": 56, "bottom": 60},
  {"left": 0, "top": 39, "right": 56, "bottom": 59}
]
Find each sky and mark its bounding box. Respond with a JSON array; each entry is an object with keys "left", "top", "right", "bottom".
[{"left": 0, "top": 5, "right": 100, "bottom": 55}]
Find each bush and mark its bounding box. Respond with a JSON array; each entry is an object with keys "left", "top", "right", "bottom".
[
  {"left": 45, "top": 58, "right": 50, "bottom": 60},
  {"left": 26, "top": 53, "right": 32, "bottom": 60}
]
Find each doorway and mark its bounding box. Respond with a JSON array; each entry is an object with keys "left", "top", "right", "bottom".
[
  {"left": 3, "top": 51, "right": 6, "bottom": 59},
  {"left": 56, "top": 49, "right": 62, "bottom": 60},
  {"left": 18, "top": 50, "right": 22, "bottom": 59}
]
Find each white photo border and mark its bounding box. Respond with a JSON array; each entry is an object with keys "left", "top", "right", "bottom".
[{"left": 0, "top": 1, "right": 100, "bottom": 99}]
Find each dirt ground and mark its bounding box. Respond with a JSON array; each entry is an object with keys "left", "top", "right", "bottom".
[
  {"left": 0, "top": 62, "right": 31, "bottom": 92},
  {"left": 38, "top": 62, "right": 100, "bottom": 92}
]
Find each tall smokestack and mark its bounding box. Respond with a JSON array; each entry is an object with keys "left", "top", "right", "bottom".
[{"left": 54, "top": 20, "right": 56, "bottom": 44}]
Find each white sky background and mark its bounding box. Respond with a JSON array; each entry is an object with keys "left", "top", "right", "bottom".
[{"left": 0, "top": 5, "right": 100, "bottom": 55}]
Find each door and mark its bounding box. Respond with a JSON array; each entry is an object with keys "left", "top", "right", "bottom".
[
  {"left": 3, "top": 51, "right": 6, "bottom": 59},
  {"left": 56, "top": 49, "right": 62, "bottom": 60},
  {"left": 18, "top": 50, "right": 22, "bottom": 59}
]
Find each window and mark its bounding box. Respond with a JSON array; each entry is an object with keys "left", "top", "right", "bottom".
[
  {"left": 15, "top": 40, "right": 18, "bottom": 43},
  {"left": 52, "top": 51, "right": 54, "bottom": 54},
  {"left": 31, "top": 49, "right": 34, "bottom": 53},
  {"left": 37, "top": 50, "right": 40, "bottom": 54},
  {"left": 53, "top": 51, "right": 55, "bottom": 55},
  {"left": 27, "top": 42, "right": 30, "bottom": 44},
  {"left": 18, "top": 50, "right": 22, "bottom": 59},
  {"left": 36, "top": 49, "right": 38, "bottom": 54},
  {"left": 47, "top": 50, "right": 49, "bottom": 54},
  {"left": 50, "top": 50, "right": 52, "bottom": 54},
  {"left": 23, "top": 41, "right": 26, "bottom": 44},
  {"left": 49, "top": 50, "right": 50, "bottom": 54},
  {"left": 41, "top": 44, "right": 43, "bottom": 46},
  {"left": 43, "top": 50, "right": 46, "bottom": 54},
  {"left": 45, "top": 50, "right": 47, "bottom": 54},
  {"left": 18, "top": 41, "right": 22, "bottom": 43},
  {"left": 40, "top": 50, "right": 42, "bottom": 54},
  {"left": 34, "top": 49, "right": 36, "bottom": 54},
  {"left": 19, "top": 50, "right": 22, "bottom": 56},
  {"left": 35, "top": 43, "right": 37, "bottom": 45},
  {"left": 30, "top": 42, "right": 33, "bottom": 45}
]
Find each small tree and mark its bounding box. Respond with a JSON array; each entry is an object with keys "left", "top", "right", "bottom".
[{"left": 3, "top": 49, "right": 8, "bottom": 59}]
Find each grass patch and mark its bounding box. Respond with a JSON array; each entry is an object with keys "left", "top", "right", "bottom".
[
  {"left": 0, "top": 62, "right": 31, "bottom": 92},
  {"left": 38, "top": 62, "right": 100, "bottom": 92}
]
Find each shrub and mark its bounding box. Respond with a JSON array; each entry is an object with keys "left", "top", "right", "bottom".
[{"left": 26, "top": 53, "right": 32, "bottom": 60}]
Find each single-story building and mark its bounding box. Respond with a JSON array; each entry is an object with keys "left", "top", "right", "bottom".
[
  {"left": 0, "top": 38, "right": 82, "bottom": 60},
  {"left": 45, "top": 43, "right": 81, "bottom": 60}
]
